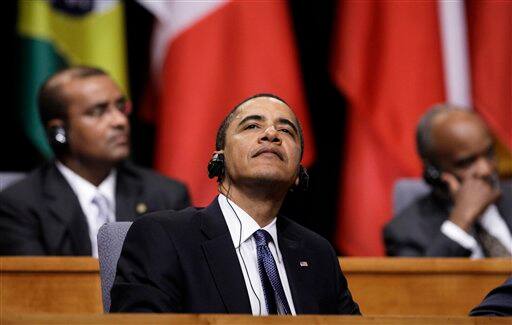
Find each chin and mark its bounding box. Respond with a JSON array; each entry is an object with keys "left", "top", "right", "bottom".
[
  {"left": 106, "top": 150, "right": 130, "bottom": 164},
  {"left": 249, "top": 170, "right": 292, "bottom": 186}
]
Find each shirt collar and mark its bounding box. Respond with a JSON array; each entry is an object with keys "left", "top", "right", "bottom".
[
  {"left": 56, "top": 161, "right": 117, "bottom": 211},
  {"left": 218, "top": 194, "right": 279, "bottom": 250}
]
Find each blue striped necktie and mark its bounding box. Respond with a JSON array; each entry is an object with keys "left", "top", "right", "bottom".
[{"left": 253, "top": 229, "right": 291, "bottom": 315}]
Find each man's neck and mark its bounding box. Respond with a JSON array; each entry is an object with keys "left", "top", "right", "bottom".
[
  {"left": 221, "top": 181, "right": 287, "bottom": 228},
  {"left": 59, "top": 157, "right": 115, "bottom": 187}
]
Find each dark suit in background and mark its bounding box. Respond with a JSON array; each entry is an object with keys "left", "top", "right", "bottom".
[
  {"left": 110, "top": 198, "right": 360, "bottom": 314},
  {"left": 0, "top": 161, "right": 190, "bottom": 255},
  {"left": 383, "top": 182, "right": 512, "bottom": 256}
]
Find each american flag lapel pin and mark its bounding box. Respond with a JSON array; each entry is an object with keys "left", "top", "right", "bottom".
[{"left": 299, "top": 261, "right": 308, "bottom": 267}]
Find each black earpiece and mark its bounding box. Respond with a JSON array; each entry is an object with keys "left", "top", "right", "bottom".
[
  {"left": 207, "top": 152, "right": 225, "bottom": 183},
  {"left": 423, "top": 164, "right": 442, "bottom": 187},
  {"left": 296, "top": 165, "right": 309, "bottom": 191},
  {"left": 48, "top": 125, "right": 67, "bottom": 149}
]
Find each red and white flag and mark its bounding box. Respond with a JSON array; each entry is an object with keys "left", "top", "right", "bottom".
[{"left": 139, "top": 1, "right": 315, "bottom": 205}]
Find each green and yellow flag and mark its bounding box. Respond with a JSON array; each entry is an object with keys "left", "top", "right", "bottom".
[{"left": 18, "top": 0, "right": 128, "bottom": 157}]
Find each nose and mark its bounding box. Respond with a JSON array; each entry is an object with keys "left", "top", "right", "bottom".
[
  {"left": 109, "top": 106, "right": 129, "bottom": 129},
  {"left": 259, "top": 125, "right": 281, "bottom": 145}
]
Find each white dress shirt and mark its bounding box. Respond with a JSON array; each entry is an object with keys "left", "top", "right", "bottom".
[
  {"left": 441, "top": 204, "right": 512, "bottom": 258},
  {"left": 56, "top": 161, "right": 117, "bottom": 257},
  {"left": 218, "top": 194, "right": 296, "bottom": 315}
]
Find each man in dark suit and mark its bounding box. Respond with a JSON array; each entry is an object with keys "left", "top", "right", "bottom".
[
  {"left": 384, "top": 104, "right": 512, "bottom": 257},
  {"left": 110, "top": 94, "right": 360, "bottom": 315},
  {"left": 0, "top": 66, "right": 190, "bottom": 256}
]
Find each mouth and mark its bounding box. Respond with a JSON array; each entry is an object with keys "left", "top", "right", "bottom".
[
  {"left": 252, "top": 147, "right": 284, "bottom": 161},
  {"left": 110, "top": 133, "right": 130, "bottom": 145}
]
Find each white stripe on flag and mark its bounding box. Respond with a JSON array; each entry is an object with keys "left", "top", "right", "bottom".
[
  {"left": 437, "top": 0, "right": 472, "bottom": 109},
  {"left": 137, "top": 0, "right": 228, "bottom": 80}
]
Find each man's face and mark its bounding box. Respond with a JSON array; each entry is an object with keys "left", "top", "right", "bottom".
[
  {"left": 61, "top": 75, "right": 130, "bottom": 165},
  {"left": 431, "top": 112, "right": 496, "bottom": 183},
  {"left": 222, "top": 97, "right": 302, "bottom": 188}
]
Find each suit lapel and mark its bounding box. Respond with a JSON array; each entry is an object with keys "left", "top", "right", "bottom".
[
  {"left": 43, "top": 164, "right": 91, "bottom": 255},
  {"left": 277, "top": 217, "right": 319, "bottom": 314},
  {"left": 200, "top": 199, "right": 252, "bottom": 314},
  {"left": 115, "top": 163, "right": 143, "bottom": 221}
]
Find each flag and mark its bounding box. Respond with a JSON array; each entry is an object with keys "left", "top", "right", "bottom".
[
  {"left": 331, "top": 1, "right": 445, "bottom": 255},
  {"left": 467, "top": 0, "right": 512, "bottom": 175},
  {"left": 139, "top": 1, "right": 314, "bottom": 206},
  {"left": 18, "top": 0, "right": 127, "bottom": 157}
]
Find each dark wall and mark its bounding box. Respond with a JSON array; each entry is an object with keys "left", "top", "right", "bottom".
[{"left": 1, "top": 0, "right": 347, "bottom": 252}]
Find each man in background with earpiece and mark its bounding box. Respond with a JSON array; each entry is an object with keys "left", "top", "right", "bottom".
[
  {"left": 384, "top": 104, "right": 512, "bottom": 257},
  {"left": 0, "top": 66, "right": 190, "bottom": 257},
  {"left": 110, "top": 94, "right": 360, "bottom": 315}
]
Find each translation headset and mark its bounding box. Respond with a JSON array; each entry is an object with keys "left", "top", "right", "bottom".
[
  {"left": 423, "top": 163, "right": 442, "bottom": 187},
  {"left": 207, "top": 152, "right": 310, "bottom": 191},
  {"left": 48, "top": 125, "right": 68, "bottom": 152}
]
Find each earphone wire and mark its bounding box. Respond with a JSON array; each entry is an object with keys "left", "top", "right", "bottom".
[{"left": 222, "top": 182, "right": 262, "bottom": 316}]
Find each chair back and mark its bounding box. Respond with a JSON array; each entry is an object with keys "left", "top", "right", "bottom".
[
  {"left": 0, "top": 172, "right": 26, "bottom": 191},
  {"left": 393, "top": 178, "right": 431, "bottom": 215},
  {"left": 97, "top": 222, "right": 133, "bottom": 312}
]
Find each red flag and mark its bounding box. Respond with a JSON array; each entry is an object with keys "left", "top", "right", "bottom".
[
  {"left": 142, "top": 1, "right": 314, "bottom": 205},
  {"left": 331, "top": 1, "right": 445, "bottom": 255},
  {"left": 467, "top": 1, "right": 512, "bottom": 150}
]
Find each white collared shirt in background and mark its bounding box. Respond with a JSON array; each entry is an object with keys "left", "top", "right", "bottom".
[
  {"left": 218, "top": 194, "right": 296, "bottom": 316},
  {"left": 441, "top": 204, "right": 512, "bottom": 258},
  {"left": 56, "top": 161, "right": 117, "bottom": 257}
]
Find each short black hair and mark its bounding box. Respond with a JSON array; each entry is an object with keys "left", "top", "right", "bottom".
[
  {"left": 38, "top": 66, "right": 108, "bottom": 127},
  {"left": 215, "top": 93, "right": 304, "bottom": 157}
]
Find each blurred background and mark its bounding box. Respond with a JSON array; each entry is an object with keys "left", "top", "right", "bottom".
[{"left": 1, "top": 0, "right": 510, "bottom": 256}]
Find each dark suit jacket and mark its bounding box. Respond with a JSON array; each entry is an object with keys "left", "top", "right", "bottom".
[
  {"left": 0, "top": 161, "right": 190, "bottom": 255},
  {"left": 110, "top": 198, "right": 360, "bottom": 315},
  {"left": 470, "top": 277, "right": 512, "bottom": 316},
  {"left": 383, "top": 182, "right": 512, "bottom": 257}
]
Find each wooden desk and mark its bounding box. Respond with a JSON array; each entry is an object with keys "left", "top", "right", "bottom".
[
  {"left": 1, "top": 257, "right": 510, "bottom": 315},
  {"left": 342, "top": 258, "right": 512, "bottom": 315},
  {"left": 0, "top": 257, "right": 102, "bottom": 314},
  {"left": 2, "top": 313, "right": 510, "bottom": 325}
]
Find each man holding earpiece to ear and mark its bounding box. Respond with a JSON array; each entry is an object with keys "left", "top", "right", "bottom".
[
  {"left": 0, "top": 66, "right": 190, "bottom": 257},
  {"left": 110, "top": 94, "right": 360, "bottom": 315},
  {"left": 384, "top": 104, "right": 512, "bottom": 257}
]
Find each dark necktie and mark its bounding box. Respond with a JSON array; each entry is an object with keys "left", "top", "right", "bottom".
[
  {"left": 474, "top": 223, "right": 512, "bottom": 257},
  {"left": 253, "top": 229, "right": 291, "bottom": 315}
]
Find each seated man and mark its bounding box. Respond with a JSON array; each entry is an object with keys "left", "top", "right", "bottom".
[
  {"left": 0, "top": 66, "right": 190, "bottom": 257},
  {"left": 110, "top": 94, "right": 360, "bottom": 315},
  {"left": 470, "top": 277, "right": 512, "bottom": 316},
  {"left": 384, "top": 104, "right": 512, "bottom": 257}
]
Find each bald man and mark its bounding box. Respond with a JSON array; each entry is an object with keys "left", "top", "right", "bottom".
[{"left": 384, "top": 104, "right": 512, "bottom": 257}]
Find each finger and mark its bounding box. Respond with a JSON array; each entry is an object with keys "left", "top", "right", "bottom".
[{"left": 441, "top": 172, "right": 460, "bottom": 195}]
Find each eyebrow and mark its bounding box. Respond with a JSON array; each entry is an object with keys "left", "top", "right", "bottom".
[
  {"left": 89, "top": 95, "right": 126, "bottom": 108},
  {"left": 238, "top": 114, "right": 299, "bottom": 134}
]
